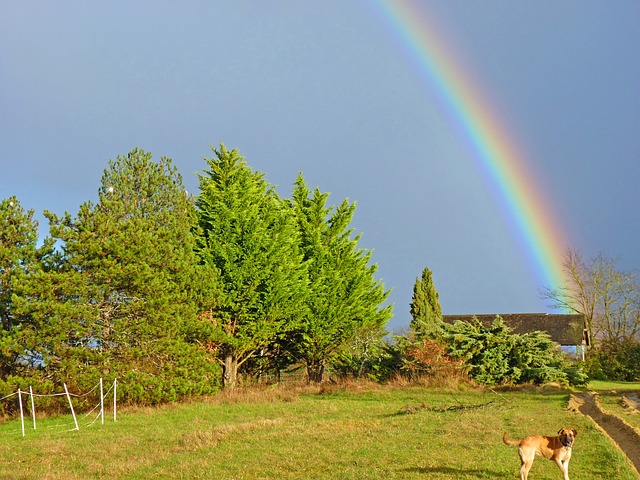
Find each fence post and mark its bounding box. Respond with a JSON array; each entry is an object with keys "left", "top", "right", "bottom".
[
  {"left": 113, "top": 378, "right": 117, "bottom": 422},
  {"left": 100, "top": 378, "right": 104, "bottom": 425},
  {"left": 64, "top": 383, "right": 79, "bottom": 431},
  {"left": 29, "top": 386, "right": 36, "bottom": 430},
  {"left": 18, "top": 388, "right": 25, "bottom": 437}
]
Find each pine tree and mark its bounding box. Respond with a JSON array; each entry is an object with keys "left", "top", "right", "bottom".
[
  {"left": 290, "top": 174, "right": 392, "bottom": 383},
  {"left": 195, "top": 145, "right": 307, "bottom": 389},
  {"left": 0, "top": 197, "right": 41, "bottom": 379},
  {"left": 14, "top": 149, "right": 217, "bottom": 402},
  {"left": 409, "top": 267, "right": 443, "bottom": 338}
]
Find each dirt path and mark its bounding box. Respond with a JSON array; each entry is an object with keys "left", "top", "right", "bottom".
[{"left": 569, "top": 393, "right": 640, "bottom": 476}]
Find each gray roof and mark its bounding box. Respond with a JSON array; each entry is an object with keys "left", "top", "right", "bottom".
[{"left": 441, "top": 313, "right": 589, "bottom": 346}]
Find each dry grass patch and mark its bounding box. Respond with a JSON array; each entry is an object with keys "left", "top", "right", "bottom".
[{"left": 180, "top": 417, "right": 283, "bottom": 450}]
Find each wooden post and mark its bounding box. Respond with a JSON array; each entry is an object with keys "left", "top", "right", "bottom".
[
  {"left": 29, "top": 386, "right": 36, "bottom": 430},
  {"left": 64, "top": 383, "right": 79, "bottom": 431},
  {"left": 113, "top": 378, "right": 117, "bottom": 422},
  {"left": 18, "top": 389, "right": 25, "bottom": 437}
]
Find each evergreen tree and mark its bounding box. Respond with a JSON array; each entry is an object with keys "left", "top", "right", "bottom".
[
  {"left": 409, "top": 267, "right": 443, "bottom": 338},
  {"left": 290, "top": 174, "right": 392, "bottom": 383},
  {"left": 14, "top": 149, "right": 217, "bottom": 402},
  {"left": 0, "top": 197, "right": 41, "bottom": 379},
  {"left": 195, "top": 145, "right": 307, "bottom": 389}
]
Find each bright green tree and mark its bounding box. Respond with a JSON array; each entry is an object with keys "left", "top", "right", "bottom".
[
  {"left": 409, "top": 267, "right": 443, "bottom": 338},
  {"left": 195, "top": 145, "right": 307, "bottom": 389},
  {"left": 14, "top": 149, "right": 217, "bottom": 402},
  {"left": 290, "top": 174, "right": 392, "bottom": 383}
]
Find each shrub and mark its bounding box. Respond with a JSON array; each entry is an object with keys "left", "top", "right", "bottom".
[
  {"left": 441, "top": 316, "right": 587, "bottom": 386},
  {"left": 330, "top": 336, "right": 397, "bottom": 382},
  {"left": 585, "top": 339, "right": 640, "bottom": 381},
  {"left": 402, "top": 338, "right": 466, "bottom": 382}
]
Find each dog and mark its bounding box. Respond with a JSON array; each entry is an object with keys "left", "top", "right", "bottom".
[{"left": 503, "top": 428, "right": 577, "bottom": 480}]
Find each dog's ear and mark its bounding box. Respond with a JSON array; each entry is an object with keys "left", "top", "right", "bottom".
[
  {"left": 558, "top": 428, "right": 564, "bottom": 435},
  {"left": 572, "top": 429, "right": 577, "bottom": 437}
]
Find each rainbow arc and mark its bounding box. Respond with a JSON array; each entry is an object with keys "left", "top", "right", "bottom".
[{"left": 374, "top": 0, "right": 570, "bottom": 292}]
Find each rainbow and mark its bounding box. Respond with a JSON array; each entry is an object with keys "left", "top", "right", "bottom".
[{"left": 373, "top": 0, "right": 570, "bottom": 293}]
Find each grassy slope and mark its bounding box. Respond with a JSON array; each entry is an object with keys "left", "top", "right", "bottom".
[{"left": 0, "top": 385, "right": 637, "bottom": 480}]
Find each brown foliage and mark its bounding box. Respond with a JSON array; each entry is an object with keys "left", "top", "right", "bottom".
[{"left": 404, "top": 339, "right": 466, "bottom": 383}]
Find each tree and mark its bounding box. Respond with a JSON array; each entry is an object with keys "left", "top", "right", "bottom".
[
  {"left": 0, "top": 197, "right": 41, "bottom": 379},
  {"left": 331, "top": 323, "right": 394, "bottom": 381},
  {"left": 289, "top": 174, "right": 392, "bottom": 383},
  {"left": 542, "top": 249, "right": 640, "bottom": 345},
  {"left": 195, "top": 145, "right": 307, "bottom": 389},
  {"left": 409, "top": 267, "right": 443, "bottom": 338},
  {"left": 14, "top": 149, "right": 217, "bottom": 402}
]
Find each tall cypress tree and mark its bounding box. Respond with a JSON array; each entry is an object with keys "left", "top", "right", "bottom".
[
  {"left": 195, "top": 144, "right": 307, "bottom": 389},
  {"left": 290, "top": 174, "right": 392, "bottom": 383},
  {"left": 409, "top": 267, "right": 443, "bottom": 338}
]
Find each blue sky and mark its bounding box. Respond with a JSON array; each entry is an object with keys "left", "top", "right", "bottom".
[{"left": 2, "top": 1, "right": 639, "bottom": 332}]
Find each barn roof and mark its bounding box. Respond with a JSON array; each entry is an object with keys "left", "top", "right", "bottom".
[{"left": 441, "top": 313, "right": 589, "bottom": 346}]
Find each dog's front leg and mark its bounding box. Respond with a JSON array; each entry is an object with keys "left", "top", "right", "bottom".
[{"left": 554, "top": 458, "right": 570, "bottom": 480}]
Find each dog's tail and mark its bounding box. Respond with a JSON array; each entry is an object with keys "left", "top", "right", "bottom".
[{"left": 502, "top": 432, "right": 520, "bottom": 446}]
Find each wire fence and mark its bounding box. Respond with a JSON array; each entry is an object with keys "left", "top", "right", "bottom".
[{"left": 0, "top": 378, "right": 117, "bottom": 437}]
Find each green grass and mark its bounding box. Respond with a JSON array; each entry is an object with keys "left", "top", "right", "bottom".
[
  {"left": 586, "top": 380, "right": 640, "bottom": 392},
  {"left": 0, "top": 385, "right": 637, "bottom": 479}
]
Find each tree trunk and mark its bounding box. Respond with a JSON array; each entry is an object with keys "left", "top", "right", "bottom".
[
  {"left": 306, "top": 361, "right": 324, "bottom": 383},
  {"left": 223, "top": 354, "right": 238, "bottom": 390}
]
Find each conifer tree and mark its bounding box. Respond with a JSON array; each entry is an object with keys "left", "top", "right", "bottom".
[
  {"left": 290, "top": 174, "right": 392, "bottom": 383},
  {"left": 0, "top": 197, "right": 41, "bottom": 379},
  {"left": 195, "top": 145, "right": 307, "bottom": 389},
  {"left": 409, "top": 267, "right": 443, "bottom": 338},
  {"left": 15, "top": 150, "right": 217, "bottom": 401}
]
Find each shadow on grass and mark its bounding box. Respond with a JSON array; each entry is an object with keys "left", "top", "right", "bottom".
[{"left": 405, "top": 465, "right": 506, "bottom": 478}]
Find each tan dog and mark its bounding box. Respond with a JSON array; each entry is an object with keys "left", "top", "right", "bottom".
[{"left": 503, "top": 428, "right": 577, "bottom": 480}]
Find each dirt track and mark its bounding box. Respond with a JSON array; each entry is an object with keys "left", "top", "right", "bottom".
[{"left": 569, "top": 392, "right": 640, "bottom": 476}]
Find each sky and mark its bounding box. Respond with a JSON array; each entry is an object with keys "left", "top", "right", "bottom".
[{"left": 2, "top": 1, "right": 639, "bottom": 332}]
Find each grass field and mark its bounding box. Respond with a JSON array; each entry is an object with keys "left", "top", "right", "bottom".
[
  {"left": 586, "top": 380, "right": 640, "bottom": 392},
  {"left": 0, "top": 384, "right": 638, "bottom": 479}
]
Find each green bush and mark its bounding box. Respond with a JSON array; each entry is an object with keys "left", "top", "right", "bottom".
[
  {"left": 585, "top": 339, "right": 640, "bottom": 382},
  {"left": 441, "top": 316, "right": 587, "bottom": 386},
  {"left": 330, "top": 336, "right": 398, "bottom": 382}
]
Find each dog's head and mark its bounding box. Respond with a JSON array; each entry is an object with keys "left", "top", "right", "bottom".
[{"left": 558, "top": 428, "right": 577, "bottom": 447}]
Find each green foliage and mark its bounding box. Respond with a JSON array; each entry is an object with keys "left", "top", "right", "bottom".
[
  {"left": 195, "top": 145, "right": 307, "bottom": 388},
  {"left": 12, "top": 149, "right": 219, "bottom": 403},
  {"left": 409, "top": 267, "right": 442, "bottom": 338},
  {"left": 585, "top": 339, "right": 640, "bottom": 381},
  {"left": 0, "top": 197, "right": 41, "bottom": 379},
  {"left": 442, "top": 316, "right": 587, "bottom": 386},
  {"left": 2, "top": 142, "right": 399, "bottom": 402},
  {"left": 289, "top": 174, "right": 392, "bottom": 382},
  {"left": 330, "top": 325, "right": 391, "bottom": 381}
]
